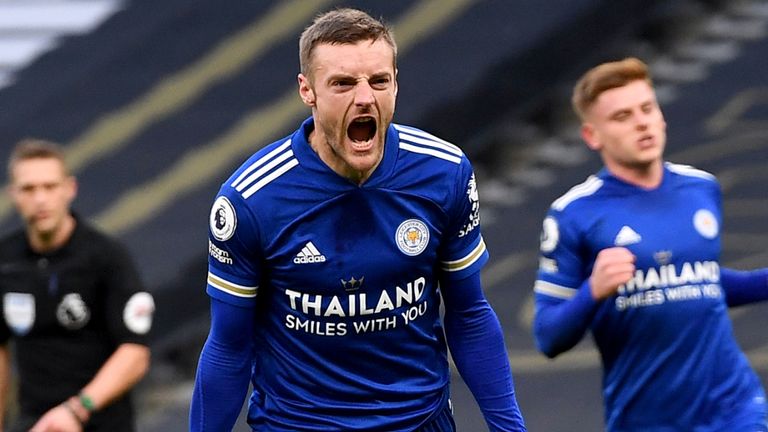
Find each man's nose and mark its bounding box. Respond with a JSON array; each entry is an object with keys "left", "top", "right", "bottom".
[
  {"left": 33, "top": 188, "right": 50, "bottom": 201},
  {"left": 635, "top": 112, "right": 650, "bottom": 130},
  {"left": 354, "top": 83, "right": 375, "bottom": 106}
]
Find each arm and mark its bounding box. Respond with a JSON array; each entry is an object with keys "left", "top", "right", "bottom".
[
  {"left": 0, "top": 344, "right": 9, "bottom": 430},
  {"left": 29, "top": 343, "right": 150, "bottom": 431},
  {"left": 31, "top": 234, "right": 154, "bottom": 431},
  {"left": 78, "top": 343, "right": 150, "bottom": 411},
  {"left": 441, "top": 271, "right": 526, "bottom": 432},
  {"left": 533, "top": 280, "right": 599, "bottom": 358},
  {"left": 190, "top": 297, "right": 254, "bottom": 432},
  {"left": 533, "top": 247, "right": 635, "bottom": 358},
  {"left": 721, "top": 267, "right": 768, "bottom": 307}
]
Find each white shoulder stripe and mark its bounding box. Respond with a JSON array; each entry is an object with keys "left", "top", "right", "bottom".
[
  {"left": 394, "top": 125, "right": 462, "bottom": 154},
  {"left": 242, "top": 158, "right": 299, "bottom": 199},
  {"left": 400, "top": 143, "right": 462, "bottom": 164},
  {"left": 208, "top": 272, "right": 258, "bottom": 298},
  {"left": 232, "top": 140, "right": 292, "bottom": 189},
  {"left": 231, "top": 142, "right": 298, "bottom": 199},
  {"left": 399, "top": 132, "right": 463, "bottom": 157},
  {"left": 394, "top": 124, "right": 464, "bottom": 164},
  {"left": 552, "top": 176, "right": 603, "bottom": 211},
  {"left": 235, "top": 149, "right": 294, "bottom": 193},
  {"left": 393, "top": 124, "right": 457, "bottom": 146},
  {"left": 665, "top": 162, "right": 715, "bottom": 181},
  {"left": 534, "top": 280, "right": 577, "bottom": 299}
]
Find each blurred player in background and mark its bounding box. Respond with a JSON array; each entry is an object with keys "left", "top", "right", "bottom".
[
  {"left": 190, "top": 7, "right": 526, "bottom": 432},
  {"left": 532, "top": 57, "right": 768, "bottom": 431},
  {"left": 0, "top": 139, "right": 155, "bottom": 432}
]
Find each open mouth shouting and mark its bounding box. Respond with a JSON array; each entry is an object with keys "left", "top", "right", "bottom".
[{"left": 347, "top": 116, "right": 377, "bottom": 151}]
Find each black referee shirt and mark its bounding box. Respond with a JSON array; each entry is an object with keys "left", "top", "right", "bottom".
[{"left": 0, "top": 216, "right": 151, "bottom": 431}]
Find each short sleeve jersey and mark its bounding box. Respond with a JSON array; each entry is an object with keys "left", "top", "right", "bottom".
[
  {"left": 534, "top": 163, "right": 765, "bottom": 431},
  {"left": 0, "top": 218, "right": 154, "bottom": 431},
  {"left": 206, "top": 117, "right": 488, "bottom": 431}
]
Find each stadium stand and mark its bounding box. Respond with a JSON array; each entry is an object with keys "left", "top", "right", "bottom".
[
  {"left": 0, "top": 0, "right": 124, "bottom": 90},
  {"left": 0, "top": 0, "right": 765, "bottom": 430}
]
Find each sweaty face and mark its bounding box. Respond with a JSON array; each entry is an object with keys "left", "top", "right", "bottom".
[
  {"left": 583, "top": 80, "right": 667, "bottom": 177},
  {"left": 9, "top": 158, "right": 76, "bottom": 239},
  {"left": 298, "top": 39, "right": 397, "bottom": 184}
]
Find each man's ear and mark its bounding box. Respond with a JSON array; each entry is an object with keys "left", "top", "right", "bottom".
[
  {"left": 393, "top": 68, "right": 398, "bottom": 97},
  {"left": 64, "top": 175, "right": 78, "bottom": 204},
  {"left": 297, "top": 73, "right": 315, "bottom": 107},
  {"left": 581, "top": 123, "right": 601, "bottom": 151}
]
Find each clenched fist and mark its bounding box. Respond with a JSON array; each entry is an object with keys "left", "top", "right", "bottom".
[{"left": 590, "top": 247, "right": 636, "bottom": 300}]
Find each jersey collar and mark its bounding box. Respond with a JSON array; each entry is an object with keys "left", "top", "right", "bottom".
[
  {"left": 597, "top": 163, "right": 670, "bottom": 191},
  {"left": 290, "top": 116, "right": 399, "bottom": 187}
]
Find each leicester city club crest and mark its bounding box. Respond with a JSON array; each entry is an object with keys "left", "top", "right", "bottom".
[
  {"left": 693, "top": 209, "right": 718, "bottom": 239},
  {"left": 395, "top": 219, "right": 429, "bottom": 256}
]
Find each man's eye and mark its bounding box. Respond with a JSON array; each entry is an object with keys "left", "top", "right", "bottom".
[
  {"left": 371, "top": 78, "right": 390, "bottom": 90},
  {"left": 613, "top": 112, "right": 630, "bottom": 121}
]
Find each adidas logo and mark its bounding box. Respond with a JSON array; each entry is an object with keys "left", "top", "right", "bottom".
[
  {"left": 294, "top": 241, "right": 327, "bottom": 264},
  {"left": 614, "top": 226, "right": 642, "bottom": 246}
]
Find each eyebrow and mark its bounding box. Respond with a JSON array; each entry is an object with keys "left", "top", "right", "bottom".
[
  {"left": 369, "top": 71, "right": 392, "bottom": 79},
  {"left": 607, "top": 98, "right": 656, "bottom": 118},
  {"left": 608, "top": 108, "right": 631, "bottom": 119},
  {"left": 326, "top": 70, "right": 392, "bottom": 82}
]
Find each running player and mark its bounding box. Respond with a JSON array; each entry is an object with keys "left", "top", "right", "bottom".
[{"left": 533, "top": 57, "right": 768, "bottom": 431}]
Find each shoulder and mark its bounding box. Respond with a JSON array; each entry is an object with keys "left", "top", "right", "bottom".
[
  {"left": 75, "top": 221, "right": 131, "bottom": 257},
  {"left": 665, "top": 161, "right": 717, "bottom": 184},
  {"left": 0, "top": 229, "right": 25, "bottom": 248},
  {"left": 208, "top": 138, "right": 297, "bottom": 242},
  {"left": 389, "top": 124, "right": 476, "bottom": 209},
  {"left": 223, "top": 137, "right": 298, "bottom": 200},
  {"left": 0, "top": 229, "right": 27, "bottom": 260},
  {"left": 390, "top": 123, "right": 472, "bottom": 198},
  {"left": 550, "top": 175, "right": 605, "bottom": 212},
  {"left": 665, "top": 162, "right": 720, "bottom": 198},
  {"left": 393, "top": 123, "right": 466, "bottom": 166}
]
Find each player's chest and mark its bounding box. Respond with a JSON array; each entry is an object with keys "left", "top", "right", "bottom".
[
  {"left": 587, "top": 192, "right": 721, "bottom": 263},
  {"left": 0, "top": 256, "right": 99, "bottom": 336},
  {"left": 263, "top": 192, "right": 446, "bottom": 289},
  {"left": 589, "top": 193, "right": 725, "bottom": 317}
]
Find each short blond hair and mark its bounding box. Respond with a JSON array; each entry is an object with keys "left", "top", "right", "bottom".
[
  {"left": 7, "top": 138, "right": 68, "bottom": 181},
  {"left": 571, "top": 57, "right": 652, "bottom": 120},
  {"left": 298, "top": 8, "right": 396, "bottom": 78}
]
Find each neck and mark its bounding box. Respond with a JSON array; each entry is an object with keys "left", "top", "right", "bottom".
[
  {"left": 308, "top": 129, "right": 374, "bottom": 186},
  {"left": 605, "top": 160, "right": 664, "bottom": 189},
  {"left": 28, "top": 213, "right": 76, "bottom": 253}
]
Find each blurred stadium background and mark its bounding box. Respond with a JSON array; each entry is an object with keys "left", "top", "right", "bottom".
[{"left": 0, "top": 0, "right": 766, "bottom": 430}]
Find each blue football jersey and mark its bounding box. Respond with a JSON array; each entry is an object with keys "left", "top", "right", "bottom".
[
  {"left": 206, "top": 117, "right": 488, "bottom": 431},
  {"left": 535, "top": 163, "right": 766, "bottom": 431}
]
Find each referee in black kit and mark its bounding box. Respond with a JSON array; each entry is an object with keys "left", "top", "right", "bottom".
[{"left": 0, "top": 139, "right": 155, "bottom": 432}]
